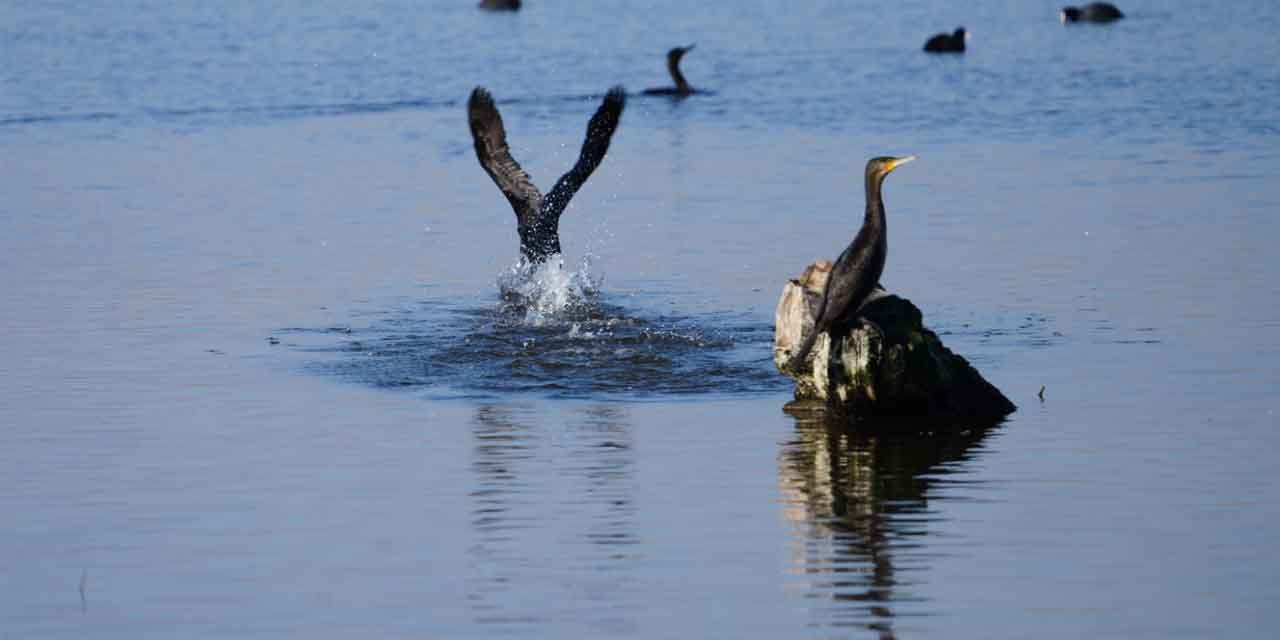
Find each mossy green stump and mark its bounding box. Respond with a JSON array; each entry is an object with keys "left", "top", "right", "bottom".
[{"left": 774, "top": 261, "right": 1016, "bottom": 421}]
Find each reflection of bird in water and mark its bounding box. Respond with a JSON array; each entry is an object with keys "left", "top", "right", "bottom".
[
  {"left": 1060, "top": 3, "right": 1125, "bottom": 23},
  {"left": 785, "top": 156, "right": 915, "bottom": 373},
  {"left": 466, "top": 403, "right": 637, "bottom": 631},
  {"left": 642, "top": 45, "right": 700, "bottom": 97},
  {"left": 923, "top": 27, "right": 968, "bottom": 53},
  {"left": 477, "top": 0, "right": 520, "bottom": 11},
  {"left": 777, "top": 407, "right": 997, "bottom": 638},
  {"left": 468, "top": 86, "right": 626, "bottom": 264},
  {"left": 466, "top": 404, "right": 542, "bottom": 624},
  {"left": 567, "top": 405, "right": 637, "bottom": 550}
]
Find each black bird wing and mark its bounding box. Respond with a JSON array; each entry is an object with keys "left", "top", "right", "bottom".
[
  {"left": 468, "top": 87, "right": 542, "bottom": 225},
  {"left": 786, "top": 225, "right": 882, "bottom": 372},
  {"left": 815, "top": 223, "right": 884, "bottom": 332},
  {"left": 541, "top": 86, "right": 626, "bottom": 220}
]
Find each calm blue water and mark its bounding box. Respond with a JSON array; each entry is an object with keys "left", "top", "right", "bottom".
[{"left": 3, "top": 1, "right": 1279, "bottom": 637}]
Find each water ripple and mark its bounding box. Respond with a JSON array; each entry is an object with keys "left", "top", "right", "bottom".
[{"left": 284, "top": 264, "right": 787, "bottom": 399}]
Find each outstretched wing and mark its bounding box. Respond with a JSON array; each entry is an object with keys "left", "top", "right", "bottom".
[
  {"left": 468, "top": 87, "right": 542, "bottom": 224},
  {"left": 541, "top": 86, "right": 626, "bottom": 220}
]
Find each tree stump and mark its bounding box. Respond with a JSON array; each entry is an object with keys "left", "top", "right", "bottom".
[{"left": 774, "top": 261, "right": 1016, "bottom": 422}]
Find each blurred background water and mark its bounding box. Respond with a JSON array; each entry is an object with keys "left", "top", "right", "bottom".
[{"left": 3, "top": 1, "right": 1279, "bottom": 637}]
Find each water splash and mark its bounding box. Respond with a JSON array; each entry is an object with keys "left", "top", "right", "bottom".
[
  {"left": 277, "top": 249, "right": 789, "bottom": 398},
  {"left": 285, "top": 286, "right": 787, "bottom": 399},
  {"left": 496, "top": 255, "right": 603, "bottom": 325}
]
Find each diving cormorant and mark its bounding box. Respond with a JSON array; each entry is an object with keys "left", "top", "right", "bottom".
[
  {"left": 785, "top": 156, "right": 916, "bottom": 373},
  {"left": 923, "top": 27, "right": 968, "bottom": 53},
  {"left": 642, "top": 45, "right": 699, "bottom": 96},
  {"left": 1060, "top": 3, "right": 1124, "bottom": 23},
  {"left": 467, "top": 86, "right": 626, "bottom": 264}
]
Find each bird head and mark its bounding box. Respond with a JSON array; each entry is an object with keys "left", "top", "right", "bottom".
[
  {"left": 866, "top": 156, "right": 916, "bottom": 183},
  {"left": 1060, "top": 7, "right": 1081, "bottom": 22},
  {"left": 668, "top": 44, "right": 695, "bottom": 63}
]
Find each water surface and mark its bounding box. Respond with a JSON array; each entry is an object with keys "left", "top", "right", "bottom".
[{"left": 3, "top": 1, "right": 1279, "bottom": 637}]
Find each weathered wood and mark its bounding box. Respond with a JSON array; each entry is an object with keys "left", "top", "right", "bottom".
[{"left": 775, "top": 261, "right": 1016, "bottom": 421}]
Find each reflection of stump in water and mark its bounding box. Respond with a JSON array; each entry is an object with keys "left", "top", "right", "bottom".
[
  {"left": 466, "top": 403, "right": 638, "bottom": 634},
  {"left": 777, "top": 405, "right": 995, "bottom": 638}
]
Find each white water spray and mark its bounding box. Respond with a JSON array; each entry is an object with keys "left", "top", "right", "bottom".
[{"left": 497, "top": 255, "right": 603, "bottom": 324}]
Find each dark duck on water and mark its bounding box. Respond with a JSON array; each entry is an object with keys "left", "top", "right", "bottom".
[
  {"left": 477, "top": 0, "right": 520, "bottom": 11},
  {"left": 1060, "top": 3, "right": 1125, "bottom": 23},
  {"left": 923, "top": 28, "right": 967, "bottom": 53},
  {"left": 467, "top": 86, "right": 626, "bottom": 264}
]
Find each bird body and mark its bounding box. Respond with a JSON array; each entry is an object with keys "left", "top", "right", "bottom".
[
  {"left": 643, "top": 45, "right": 699, "bottom": 96},
  {"left": 468, "top": 86, "right": 626, "bottom": 263},
  {"left": 1061, "top": 3, "right": 1124, "bottom": 23},
  {"left": 786, "top": 156, "right": 915, "bottom": 373},
  {"left": 923, "top": 28, "right": 967, "bottom": 53}
]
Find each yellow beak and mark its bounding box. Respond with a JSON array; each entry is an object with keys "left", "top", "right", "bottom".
[{"left": 886, "top": 155, "right": 917, "bottom": 172}]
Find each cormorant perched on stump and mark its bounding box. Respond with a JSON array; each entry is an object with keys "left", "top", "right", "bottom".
[
  {"left": 467, "top": 86, "right": 626, "bottom": 263},
  {"left": 643, "top": 45, "right": 700, "bottom": 96},
  {"left": 785, "top": 156, "right": 916, "bottom": 373}
]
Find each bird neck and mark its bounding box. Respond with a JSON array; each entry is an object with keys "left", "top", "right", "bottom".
[
  {"left": 668, "top": 58, "right": 690, "bottom": 92},
  {"left": 864, "top": 174, "right": 886, "bottom": 227}
]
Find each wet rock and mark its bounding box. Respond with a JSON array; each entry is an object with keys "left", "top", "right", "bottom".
[{"left": 774, "top": 261, "right": 1016, "bottom": 422}]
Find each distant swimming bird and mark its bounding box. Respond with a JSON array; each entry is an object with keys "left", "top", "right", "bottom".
[
  {"left": 468, "top": 86, "right": 625, "bottom": 264},
  {"left": 477, "top": 0, "right": 520, "bottom": 11},
  {"left": 923, "top": 27, "right": 968, "bottom": 53},
  {"left": 642, "top": 45, "right": 699, "bottom": 96},
  {"left": 1060, "top": 3, "right": 1124, "bottom": 23},
  {"left": 785, "top": 156, "right": 916, "bottom": 373}
]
